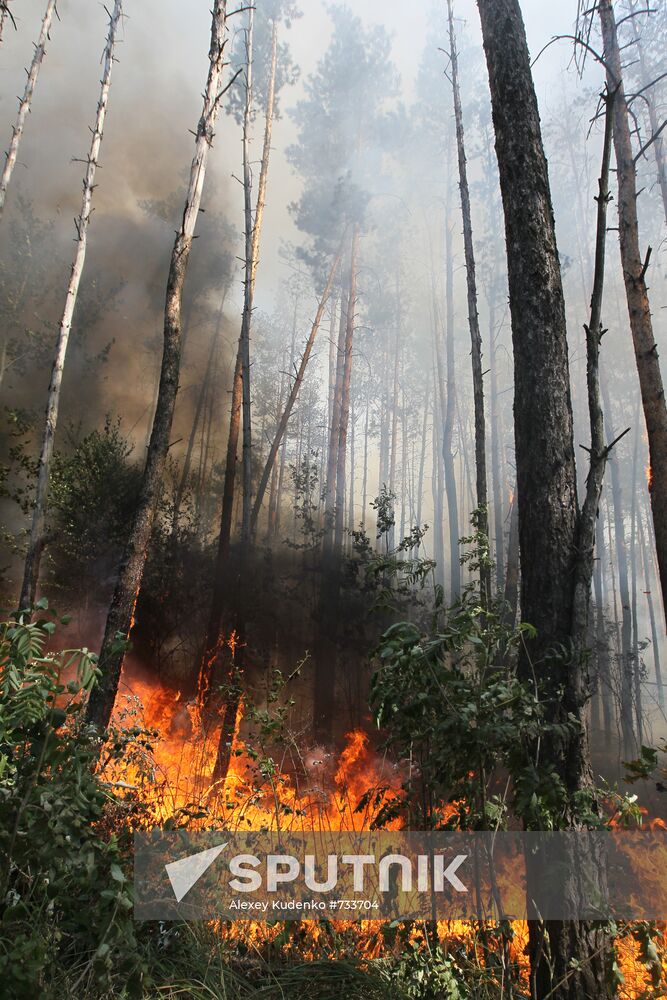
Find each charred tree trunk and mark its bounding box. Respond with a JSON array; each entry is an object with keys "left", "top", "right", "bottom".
[
  {"left": 20, "top": 0, "right": 122, "bottom": 611},
  {"left": 477, "top": 1, "right": 613, "bottom": 995},
  {"left": 599, "top": 0, "right": 667, "bottom": 631},
  {"left": 87, "top": 1, "right": 230, "bottom": 730},
  {"left": 447, "top": 0, "right": 490, "bottom": 607},
  {"left": 0, "top": 0, "right": 57, "bottom": 220}
]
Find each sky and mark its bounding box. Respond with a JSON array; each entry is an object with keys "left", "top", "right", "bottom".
[{"left": 0, "top": 0, "right": 596, "bottom": 317}]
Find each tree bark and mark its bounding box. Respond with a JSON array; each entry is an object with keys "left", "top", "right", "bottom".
[
  {"left": 599, "top": 0, "right": 667, "bottom": 631},
  {"left": 476, "top": 1, "right": 613, "bottom": 995},
  {"left": 447, "top": 0, "right": 490, "bottom": 607},
  {"left": 86, "top": 0, "right": 230, "bottom": 730},
  {"left": 0, "top": 0, "right": 57, "bottom": 220},
  {"left": 20, "top": 0, "right": 122, "bottom": 611}
]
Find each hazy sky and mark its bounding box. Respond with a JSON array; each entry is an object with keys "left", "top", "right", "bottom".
[{"left": 0, "top": 0, "right": 592, "bottom": 319}]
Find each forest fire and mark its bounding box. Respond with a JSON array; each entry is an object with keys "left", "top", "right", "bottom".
[
  {"left": 103, "top": 672, "right": 667, "bottom": 997},
  {"left": 107, "top": 663, "right": 405, "bottom": 832}
]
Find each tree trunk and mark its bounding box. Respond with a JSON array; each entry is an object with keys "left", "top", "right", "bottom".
[
  {"left": 447, "top": 0, "right": 490, "bottom": 607},
  {"left": 239, "top": 8, "right": 255, "bottom": 544},
  {"left": 603, "top": 380, "right": 637, "bottom": 759},
  {"left": 629, "top": 414, "right": 644, "bottom": 746},
  {"left": 20, "top": 0, "right": 122, "bottom": 611},
  {"left": 443, "top": 220, "right": 461, "bottom": 601},
  {"left": 489, "top": 290, "right": 505, "bottom": 594},
  {"left": 599, "top": 0, "right": 667, "bottom": 631},
  {"left": 251, "top": 247, "right": 341, "bottom": 533},
  {"left": 476, "top": 1, "right": 613, "bottom": 995},
  {"left": 333, "top": 226, "right": 360, "bottom": 554},
  {"left": 86, "top": 0, "right": 230, "bottom": 730},
  {"left": 594, "top": 514, "right": 614, "bottom": 747},
  {"left": 639, "top": 507, "right": 664, "bottom": 708},
  {"left": 324, "top": 285, "right": 347, "bottom": 545},
  {"left": 0, "top": 0, "right": 57, "bottom": 220}
]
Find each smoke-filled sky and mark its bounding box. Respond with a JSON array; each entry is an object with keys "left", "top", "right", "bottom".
[{"left": 0, "top": 0, "right": 593, "bottom": 320}]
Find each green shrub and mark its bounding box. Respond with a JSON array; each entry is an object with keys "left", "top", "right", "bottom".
[{"left": 0, "top": 605, "right": 147, "bottom": 997}]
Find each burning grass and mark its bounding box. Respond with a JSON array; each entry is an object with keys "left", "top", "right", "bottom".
[{"left": 98, "top": 664, "right": 667, "bottom": 999}]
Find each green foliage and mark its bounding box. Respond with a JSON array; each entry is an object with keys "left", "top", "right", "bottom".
[
  {"left": 368, "top": 515, "right": 596, "bottom": 831},
  {"left": 348, "top": 485, "right": 435, "bottom": 612},
  {"left": 0, "top": 610, "right": 148, "bottom": 997},
  {"left": 48, "top": 418, "right": 141, "bottom": 598}
]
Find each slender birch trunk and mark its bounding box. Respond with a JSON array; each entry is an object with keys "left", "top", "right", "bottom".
[
  {"left": 251, "top": 247, "right": 341, "bottom": 533},
  {"left": 86, "top": 1, "right": 230, "bottom": 730},
  {"left": 447, "top": 0, "right": 490, "bottom": 606},
  {"left": 20, "top": 0, "right": 122, "bottom": 610},
  {"left": 599, "top": 0, "right": 667, "bottom": 629},
  {"left": 0, "top": 0, "right": 57, "bottom": 220}
]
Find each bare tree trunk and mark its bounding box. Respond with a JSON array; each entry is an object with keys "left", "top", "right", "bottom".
[
  {"left": 324, "top": 285, "right": 347, "bottom": 544},
  {"left": 20, "top": 0, "right": 122, "bottom": 611},
  {"left": 239, "top": 8, "right": 255, "bottom": 544},
  {"left": 629, "top": 414, "right": 644, "bottom": 746},
  {"left": 417, "top": 379, "right": 430, "bottom": 529},
  {"left": 251, "top": 248, "right": 341, "bottom": 533},
  {"left": 594, "top": 514, "right": 614, "bottom": 746},
  {"left": 477, "top": 1, "right": 613, "bottom": 995},
  {"left": 86, "top": 0, "right": 230, "bottom": 729},
  {"left": 447, "top": 0, "right": 490, "bottom": 607},
  {"left": 432, "top": 366, "right": 446, "bottom": 586},
  {"left": 0, "top": 0, "right": 57, "bottom": 220},
  {"left": 639, "top": 507, "right": 664, "bottom": 708},
  {"left": 361, "top": 391, "right": 369, "bottom": 528},
  {"left": 334, "top": 226, "right": 360, "bottom": 554},
  {"left": 443, "top": 220, "right": 461, "bottom": 600},
  {"left": 599, "top": 0, "right": 667, "bottom": 630},
  {"left": 603, "top": 379, "right": 637, "bottom": 759},
  {"left": 489, "top": 291, "right": 505, "bottom": 593}
]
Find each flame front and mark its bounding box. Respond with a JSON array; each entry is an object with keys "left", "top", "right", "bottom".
[{"left": 101, "top": 661, "right": 667, "bottom": 996}]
